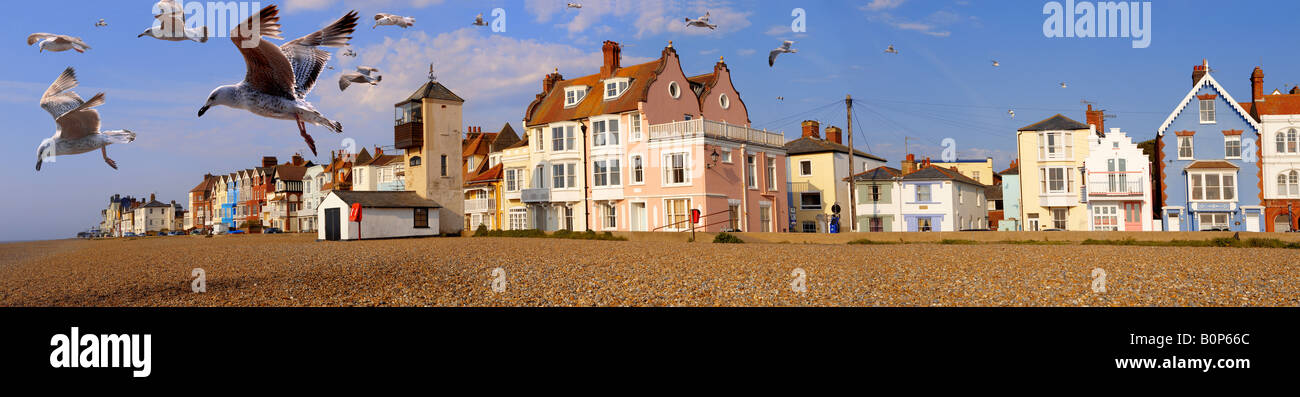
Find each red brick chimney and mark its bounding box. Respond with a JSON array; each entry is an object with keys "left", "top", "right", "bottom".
[
  {"left": 150, "top": 193, "right": 156, "bottom": 202},
  {"left": 1192, "top": 59, "right": 1208, "bottom": 86},
  {"left": 922, "top": 157, "right": 932, "bottom": 168},
  {"left": 902, "top": 154, "right": 917, "bottom": 174},
  {"left": 291, "top": 154, "right": 304, "bottom": 166},
  {"left": 1251, "top": 66, "right": 1265, "bottom": 103},
  {"left": 600, "top": 40, "right": 622, "bottom": 77},
  {"left": 543, "top": 69, "right": 563, "bottom": 93},
  {"left": 1086, "top": 104, "right": 1105, "bottom": 134},
  {"left": 373, "top": 147, "right": 383, "bottom": 157},
  {"left": 262, "top": 156, "right": 278, "bottom": 167},
  {"left": 801, "top": 120, "right": 821, "bottom": 139},
  {"left": 825, "top": 126, "right": 843, "bottom": 145}
]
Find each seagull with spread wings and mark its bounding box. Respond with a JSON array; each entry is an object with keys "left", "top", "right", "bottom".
[
  {"left": 139, "top": 0, "right": 209, "bottom": 42},
  {"left": 197, "top": 5, "right": 359, "bottom": 157},
  {"left": 36, "top": 67, "right": 135, "bottom": 171},
  {"left": 373, "top": 12, "right": 414, "bottom": 29},
  {"left": 27, "top": 33, "right": 90, "bottom": 53},
  {"left": 685, "top": 12, "right": 717, "bottom": 30},
  {"left": 768, "top": 40, "right": 796, "bottom": 67},
  {"left": 339, "top": 66, "right": 382, "bottom": 91}
]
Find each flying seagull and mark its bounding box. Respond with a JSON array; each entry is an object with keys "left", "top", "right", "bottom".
[
  {"left": 1007, "top": 109, "right": 1015, "bottom": 119},
  {"left": 197, "top": 5, "right": 359, "bottom": 157},
  {"left": 341, "top": 48, "right": 356, "bottom": 57},
  {"left": 95, "top": 19, "right": 107, "bottom": 28},
  {"left": 1060, "top": 82, "right": 1068, "bottom": 88},
  {"left": 373, "top": 13, "right": 414, "bottom": 29},
  {"left": 991, "top": 60, "right": 1000, "bottom": 67},
  {"left": 567, "top": 2, "right": 582, "bottom": 8},
  {"left": 339, "top": 66, "right": 382, "bottom": 91},
  {"left": 776, "top": 96, "right": 784, "bottom": 101},
  {"left": 685, "top": 12, "right": 717, "bottom": 30},
  {"left": 139, "top": 0, "right": 208, "bottom": 43},
  {"left": 472, "top": 13, "right": 488, "bottom": 26},
  {"left": 36, "top": 67, "right": 135, "bottom": 171},
  {"left": 768, "top": 40, "right": 796, "bottom": 67},
  {"left": 27, "top": 33, "right": 90, "bottom": 53},
  {"left": 884, "top": 45, "right": 898, "bottom": 54}
]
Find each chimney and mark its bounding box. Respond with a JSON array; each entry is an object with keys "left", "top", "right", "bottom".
[
  {"left": 1251, "top": 66, "right": 1265, "bottom": 103},
  {"left": 801, "top": 120, "right": 821, "bottom": 139},
  {"left": 542, "top": 69, "right": 563, "bottom": 93},
  {"left": 150, "top": 193, "right": 156, "bottom": 202},
  {"left": 902, "top": 154, "right": 917, "bottom": 175},
  {"left": 922, "top": 157, "right": 932, "bottom": 168},
  {"left": 600, "top": 40, "right": 622, "bottom": 77},
  {"left": 1192, "top": 59, "right": 1209, "bottom": 86},
  {"left": 262, "top": 156, "right": 278, "bottom": 167},
  {"left": 1085, "top": 104, "right": 1105, "bottom": 134},
  {"left": 291, "top": 154, "right": 304, "bottom": 166},
  {"left": 374, "top": 146, "right": 383, "bottom": 157},
  {"left": 825, "top": 126, "right": 843, "bottom": 145}
]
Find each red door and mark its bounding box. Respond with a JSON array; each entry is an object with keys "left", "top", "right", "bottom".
[{"left": 1123, "top": 202, "right": 1142, "bottom": 231}]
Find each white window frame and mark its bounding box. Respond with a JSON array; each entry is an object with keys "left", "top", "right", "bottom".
[
  {"left": 592, "top": 117, "right": 620, "bottom": 147},
  {"left": 799, "top": 160, "right": 813, "bottom": 176},
  {"left": 746, "top": 155, "right": 757, "bottom": 189},
  {"left": 564, "top": 86, "right": 588, "bottom": 108},
  {"left": 663, "top": 152, "right": 692, "bottom": 186},
  {"left": 1092, "top": 205, "right": 1119, "bottom": 231},
  {"left": 1038, "top": 131, "right": 1073, "bottom": 161},
  {"left": 668, "top": 81, "right": 681, "bottom": 99},
  {"left": 1199, "top": 99, "right": 1216, "bottom": 124},
  {"left": 603, "top": 77, "right": 630, "bottom": 100},
  {"left": 719, "top": 93, "right": 730, "bottom": 109},
  {"left": 1052, "top": 208, "right": 1068, "bottom": 230},
  {"left": 552, "top": 163, "right": 577, "bottom": 190},
  {"left": 721, "top": 151, "right": 733, "bottom": 163},
  {"left": 1278, "top": 129, "right": 1299, "bottom": 154},
  {"left": 593, "top": 158, "right": 622, "bottom": 188},
  {"left": 630, "top": 155, "right": 645, "bottom": 185},
  {"left": 629, "top": 113, "right": 643, "bottom": 141},
  {"left": 603, "top": 203, "right": 618, "bottom": 229},
  {"left": 1177, "top": 136, "right": 1194, "bottom": 160},
  {"left": 550, "top": 124, "right": 578, "bottom": 152},
  {"left": 505, "top": 169, "right": 520, "bottom": 192},
  {"left": 1225, "top": 135, "right": 1241, "bottom": 159},
  {"left": 1188, "top": 171, "right": 1236, "bottom": 202},
  {"left": 1279, "top": 170, "right": 1300, "bottom": 198},
  {"left": 1039, "top": 166, "right": 1073, "bottom": 194},
  {"left": 1199, "top": 213, "right": 1229, "bottom": 231},
  {"left": 915, "top": 184, "right": 932, "bottom": 203},
  {"left": 766, "top": 156, "right": 777, "bottom": 191},
  {"left": 800, "top": 192, "right": 822, "bottom": 210},
  {"left": 664, "top": 198, "right": 692, "bottom": 231}
]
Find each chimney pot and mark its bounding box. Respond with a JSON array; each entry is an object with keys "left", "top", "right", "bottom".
[
  {"left": 825, "top": 126, "right": 843, "bottom": 145},
  {"left": 1251, "top": 66, "right": 1265, "bottom": 103},
  {"left": 800, "top": 120, "right": 821, "bottom": 139},
  {"left": 600, "top": 41, "right": 622, "bottom": 77}
]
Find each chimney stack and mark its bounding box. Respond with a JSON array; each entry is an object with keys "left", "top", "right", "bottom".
[
  {"left": 262, "top": 156, "right": 278, "bottom": 167},
  {"left": 1192, "top": 59, "right": 1209, "bottom": 87},
  {"left": 902, "top": 154, "right": 917, "bottom": 175},
  {"left": 1251, "top": 66, "right": 1265, "bottom": 103},
  {"left": 825, "top": 126, "right": 843, "bottom": 145},
  {"left": 374, "top": 146, "right": 383, "bottom": 157},
  {"left": 801, "top": 120, "right": 821, "bottom": 139},
  {"left": 1085, "top": 104, "right": 1105, "bottom": 134},
  {"left": 150, "top": 193, "right": 156, "bottom": 202},
  {"left": 600, "top": 40, "right": 622, "bottom": 77},
  {"left": 542, "top": 69, "right": 563, "bottom": 93},
  {"left": 291, "top": 154, "right": 304, "bottom": 166}
]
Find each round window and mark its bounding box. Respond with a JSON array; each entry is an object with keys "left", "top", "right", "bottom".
[
  {"left": 668, "top": 81, "right": 680, "bottom": 99},
  {"left": 719, "top": 94, "right": 730, "bottom": 109}
]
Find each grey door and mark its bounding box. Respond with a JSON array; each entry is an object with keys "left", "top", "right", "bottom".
[{"left": 325, "top": 208, "right": 341, "bottom": 241}]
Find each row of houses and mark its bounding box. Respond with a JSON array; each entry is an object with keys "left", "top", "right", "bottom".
[{"left": 98, "top": 194, "right": 184, "bottom": 237}]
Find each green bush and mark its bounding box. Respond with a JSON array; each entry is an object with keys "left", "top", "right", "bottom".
[
  {"left": 938, "top": 239, "right": 980, "bottom": 245},
  {"left": 847, "top": 239, "right": 901, "bottom": 245},
  {"left": 712, "top": 232, "right": 744, "bottom": 244}
]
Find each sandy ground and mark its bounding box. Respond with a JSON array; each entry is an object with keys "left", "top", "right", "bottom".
[{"left": 0, "top": 234, "right": 1297, "bottom": 307}]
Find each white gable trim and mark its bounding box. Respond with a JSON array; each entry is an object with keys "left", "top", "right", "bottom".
[{"left": 1156, "top": 73, "right": 1261, "bottom": 137}]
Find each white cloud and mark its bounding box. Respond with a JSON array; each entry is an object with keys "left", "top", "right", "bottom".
[
  {"left": 862, "top": 0, "right": 907, "bottom": 11},
  {"left": 283, "top": 0, "right": 445, "bottom": 13},
  {"left": 526, "top": 0, "right": 752, "bottom": 38},
  {"left": 868, "top": 12, "right": 957, "bottom": 37},
  {"left": 736, "top": 48, "right": 756, "bottom": 56}
]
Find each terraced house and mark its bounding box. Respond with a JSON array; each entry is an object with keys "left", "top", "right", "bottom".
[
  {"left": 1015, "top": 113, "right": 1097, "bottom": 231},
  {"left": 847, "top": 155, "right": 987, "bottom": 232},
  {"left": 1155, "top": 60, "right": 1264, "bottom": 231},
  {"left": 519, "top": 40, "right": 788, "bottom": 232},
  {"left": 1238, "top": 66, "right": 1300, "bottom": 232},
  {"left": 785, "top": 120, "right": 886, "bottom": 233},
  {"left": 462, "top": 124, "right": 520, "bottom": 230}
]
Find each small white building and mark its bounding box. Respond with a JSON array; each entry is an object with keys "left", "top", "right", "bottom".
[
  {"left": 317, "top": 191, "right": 442, "bottom": 241},
  {"left": 848, "top": 161, "right": 988, "bottom": 232},
  {"left": 1083, "top": 128, "right": 1154, "bottom": 231}
]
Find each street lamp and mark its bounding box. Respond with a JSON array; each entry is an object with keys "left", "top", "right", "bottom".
[{"left": 707, "top": 149, "right": 720, "bottom": 168}]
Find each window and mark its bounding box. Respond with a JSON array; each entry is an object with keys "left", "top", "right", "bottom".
[
  {"left": 802, "top": 221, "right": 817, "bottom": 233},
  {"left": 746, "top": 155, "right": 757, "bottom": 188},
  {"left": 563, "top": 206, "right": 574, "bottom": 230},
  {"left": 413, "top": 208, "right": 429, "bottom": 228},
  {"left": 604, "top": 204, "right": 617, "bottom": 229},
  {"left": 1052, "top": 208, "right": 1068, "bottom": 230},
  {"left": 1199, "top": 213, "right": 1229, "bottom": 231},
  {"left": 799, "top": 160, "right": 813, "bottom": 176},
  {"left": 466, "top": 157, "right": 476, "bottom": 171},
  {"left": 1189, "top": 172, "right": 1235, "bottom": 201},
  {"left": 592, "top": 119, "right": 620, "bottom": 146},
  {"left": 1038, "top": 131, "right": 1073, "bottom": 160},
  {"left": 760, "top": 205, "right": 772, "bottom": 232},
  {"left": 1177, "top": 136, "right": 1194, "bottom": 159},
  {"left": 552, "top": 163, "right": 576, "bottom": 189},
  {"left": 721, "top": 151, "right": 732, "bottom": 163},
  {"left": 604, "top": 78, "right": 629, "bottom": 99},
  {"left": 1093, "top": 206, "right": 1119, "bottom": 231},
  {"left": 1040, "top": 167, "right": 1072, "bottom": 194},
  {"left": 728, "top": 205, "right": 740, "bottom": 231},
  {"left": 593, "top": 159, "right": 621, "bottom": 187},
  {"left": 668, "top": 81, "right": 681, "bottom": 99},
  {"left": 958, "top": 186, "right": 964, "bottom": 204},
  {"left": 916, "top": 184, "right": 932, "bottom": 202},
  {"left": 1225, "top": 136, "right": 1241, "bottom": 159},
  {"left": 509, "top": 209, "right": 527, "bottom": 230},
  {"left": 719, "top": 94, "right": 730, "bottom": 109},
  {"left": 665, "top": 198, "right": 691, "bottom": 230},
  {"left": 918, "top": 218, "right": 933, "bottom": 232},
  {"left": 631, "top": 155, "right": 644, "bottom": 184},
  {"left": 551, "top": 127, "right": 566, "bottom": 151},
  {"left": 800, "top": 192, "right": 822, "bottom": 210},
  {"left": 664, "top": 153, "right": 690, "bottom": 185},
  {"left": 766, "top": 157, "right": 776, "bottom": 190},
  {"left": 505, "top": 169, "right": 519, "bottom": 192},
  {"left": 1279, "top": 170, "right": 1300, "bottom": 197},
  {"left": 1199, "top": 99, "right": 1216, "bottom": 123},
  {"left": 564, "top": 87, "right": 587, "bottom": 107},
  {"left": 869, "top": 217, "right": 884, "bottom": 232},
  {"left": 972, "top": 171, "right": 981, "bottom": 182},
  {"left": 870, "top": 185, "right": 882, "bottom": 202},
  {"left": 440, "top": 155, "right": 447, "bottom": 177},
  {"left": 629, "top": 113, "right": 642, "bottom": 140},
  {"left": 1278, "top": 129, "right": 1299, "bottom": 154}
]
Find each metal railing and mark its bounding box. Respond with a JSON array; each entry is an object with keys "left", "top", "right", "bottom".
[
  {"left": 1087, "top": 178, "right": 1143, "bottom": 196},
  {"left": 651, "top": 209, "right": 735, "bottom": 232},
  {"left": 465, "top": 198, "right": 493, "bottom": 212},
  {"left": 647, "top": 119, "right": 785, "bottom": 147}
]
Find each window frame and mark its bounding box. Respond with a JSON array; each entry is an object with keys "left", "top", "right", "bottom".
[
  {"left": 1225, "top": 135, "right": 1242, "bottom": 159},
  {"left": 1199, "top": 99, "right": 1216, "bottom": 124},
  {"left": 630, "top": 155, "right": 644, "bottom": 185},
  {"left": 799, "top": 160, "right": 813, "bottom": 176},
  {"left": 1038, "top": 131, "right": 1073, "bottom": 161},
  {"left": 564, "top": 86, "right": 588, "bottom": 108},
  {"left": 1188, "top": 171, "right": 1236, "bottom": 202},
  {"left": 413, "top": 208, "right": 429, "bottom": 229},
  {"left": 915, "top": 184, "right": 932, "bottom": 203},
  {"left": 663, "top": 152, "right": 692, "bottom": 186},
  {"left": 799, "top": 192, "right": 822, "bottom": 210}
]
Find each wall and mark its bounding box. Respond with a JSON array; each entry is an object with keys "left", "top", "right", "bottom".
[
  {"left": 931, "top": 159, "right": 995, "bottom": 185},
  {"left": 1000, "top": 174, "right": 1021, "bottom": 230},
  {"left": 1017, "top": 127, "right": 1092, "bottom": 231},
  {"left": 316, "top": 195, "right": 439, "bottom": 240}
]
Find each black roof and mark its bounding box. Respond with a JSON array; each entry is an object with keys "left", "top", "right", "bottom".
[
  {"left": 1018, "top": 114, "right": 1090, "bottom": 132},
  {"left": 902, "top": 166, "right": 985, "bottom": 187},
  {"left": 489, "top": 123, "right": 521, "bottom": 152},
  {"left": 330, "top": 191, "right": 442, "bottom": 209},
  {"left": 846, "top": 166, "right": 903, "bottom": 181},
  {"left": 398, "top": 81, "right": 465, "bottom": 105},
  {"left": 784, "top": 136, "right": 887, "bottom": 162}
]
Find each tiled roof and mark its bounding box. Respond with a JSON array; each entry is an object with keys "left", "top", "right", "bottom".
[
  {"left": 189, "top": 176, "right": 216, "bottom": 193},
  {"left": 1185, "top": 160, "right": 1239, "bottom": 169},
  {"left": 330, "top": 191, "right": 442, "bottom": 208},
  {"left": 984, "top": 184, "right": 1003, "bottom": 201},
  {"left": 785, "top": 136, "right": 887, "bottom": 162},
  {"left": 467, "top": 164, "right": 503, "bottom": 185},
  {"left": 399, "top": 81, "right": 464, "bottom": 104},
  {"left": 142, "top": 200, "right": 170, "bottom": 208},
  {"left": 846, "top": 166, "right": 903, "bottom": 181},
  {"left": 272, "top": 165, "right": 307, "bottom": 182},
  {"left": 488, "top": 123, "right": 520, "bottom": 152},
  {"left": 999, "top": 164, "right": 1020, "bottom": 175},
  {"left": 524, "top": 50, "right": 667, "bottom": 127},
  {"left": 1240, "top": 94, "right": 1300, "bottom": 120},
  {"left": 902, "top": 165, "right": 985, "bottom": 187},
  {"left": 366, "top": 154, "right": 402, "bottom": 167},
  {"left": 1018, "top": 114, "right": 1091, "bottom": 131}
]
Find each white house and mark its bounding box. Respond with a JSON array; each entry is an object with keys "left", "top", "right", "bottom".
[
  {"left": 317, "top": 191, "right": 441, "bottom": 241},
  {"left": 299, "top": 164, "right": 325, "bottom": 233},
  {"left": 847, "top": 160, "right": 987, "bottom": 232},
  {"left": 1083, "top": 128, "right": 1154, "bottom": 231}
]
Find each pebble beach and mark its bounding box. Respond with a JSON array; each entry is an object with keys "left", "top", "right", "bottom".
[{"left": 1, "top": 234, "right": 1297, "bottom": 307}]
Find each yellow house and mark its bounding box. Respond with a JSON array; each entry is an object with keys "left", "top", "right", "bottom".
[
  {"left": 785, "top": 120, "right": 887, "bottom": 233},
  {"left": 931, "top": 157, "right": 997, "bottom": 186},
  {"left": 1015, "top": 114, "right": 1095, "bottom": 231},
  {"left": 498, "top": 138, "right": 531, "bottom": 230}
]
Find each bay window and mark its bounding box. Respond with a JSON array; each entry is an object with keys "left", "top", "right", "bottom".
[
  {"left": 1189, "top": 172, "right": 1236, "bottom": 201},
  {"left": 1039, "top": 131, "right": 1072, "bottom": 160}
]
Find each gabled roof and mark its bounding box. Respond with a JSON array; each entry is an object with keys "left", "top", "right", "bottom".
[
  {"left": 272, "top": 165, "right": 307, "bottom": 182},
  {"left": 488, "top": 123, "right": 520, "bottom": 152},
  {"left": 784, "top": 136, "right": 887, "bottom": 162},
  {"left": 846, "top": 166, "right": 903, "bottom": 181},
  {"left": 329, "top": 191, "right": 442, "bottom": 208},
  {"left": 1157, "top": 71, "right": 1261, "bottom": 136},
  {"left": 998, "top": 164, "right": 1020, "bottom": 175},
  {"left": 399, "top": 80, "right": 464, "bottom": 105},
  {"left": 467, "top": 164, "right": 503, "bottom": 185},
  {"left": 1185, "top": 160, "right": 1240, "bottom": 169},
  {"left": 189, "top": 176, "right": 216, "bottom": 193},
  {"left": 902, "top": 165, "right": 985, "bottom": 187},
  {"left": 142, "top": 200, "right": 170, "bottom": 208},
  {"left": 525, "top": 45, "right": 676, "bottom": 127},
  {"left": 1018, "top": 114, "right": 1091, "bottom": 132}
]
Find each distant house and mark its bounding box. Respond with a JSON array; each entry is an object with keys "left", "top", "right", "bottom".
[
  {"left": 785, "top": 120, "right": 887, "bottom": 233},
  {"left": 847, "top": 155, "right": 987, "bottom": 232},
  {"left": 316, "top": 191, "right": 442, "bottom": 241},
  {"left": 299, "top": 164, "right": 326, "bottom": 233},
  {"left": 998, "top": 160, "right": 1021, "bottom": 231},
  {"left": 132, "top": 195, "right": 174, "bottom": 235}
]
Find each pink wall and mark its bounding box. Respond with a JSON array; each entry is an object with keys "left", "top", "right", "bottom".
[
  {"left": 643, "top": 51, "right": 703, "bottom": 126},
  {"left": 698, "top": 64, "right": 750, "bottom": 126}
]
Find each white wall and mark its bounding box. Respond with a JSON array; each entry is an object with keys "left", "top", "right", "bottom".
[{"left": 316, "top": 194, "right": 439, "bottom": 240}]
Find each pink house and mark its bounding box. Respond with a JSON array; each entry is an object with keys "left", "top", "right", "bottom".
[{"left": 520, "top": 41, "right": 788, "bottom": 233}]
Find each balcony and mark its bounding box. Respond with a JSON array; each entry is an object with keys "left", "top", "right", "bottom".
[
  {"left": 522, "top": 188, "right": 550, "bottom": 203},
  {"left": 466, "top": 198, "right": 493, "bottom": 213},
  {"left": 1087, "top": 173, "right": 1144, "bottom": 197},
  {"left": 394, "top": 122, "right": 424, "bottom": 150},
  {"left": 648, "top": 119, "right": 785, "bottom": 147}
]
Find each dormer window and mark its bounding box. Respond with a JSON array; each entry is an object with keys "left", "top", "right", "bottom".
[
  {"left": 564, "top": 86, "right": 588, "bottom": 107},
  {"left": 604, "top": 78, "right": 630, "bottom": 100}
]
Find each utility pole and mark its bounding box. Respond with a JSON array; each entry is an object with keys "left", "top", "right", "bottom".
[{"left": 846, "top": 94, "right": 856, "bottom": 232}]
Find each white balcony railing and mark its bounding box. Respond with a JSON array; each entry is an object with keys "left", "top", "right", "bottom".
[
  {"left": 522, "top": 188, "right": 550, "bottom": 203},
  {"left": 1087, "top": 173, "right": 1144, "bottom": 196},
  {"left": 465, "top": 198, "right": 493, "bottom": 213},
  {"left": 648, "top": 119, "right": 785, "bottom": 147}
]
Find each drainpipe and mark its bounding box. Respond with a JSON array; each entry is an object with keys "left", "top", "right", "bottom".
[
  {"left": 740, "top": 143, "right": 749, "bottom": 232},
  {"left": 581, "top": 122, "right": 590, "bottom": 231}
]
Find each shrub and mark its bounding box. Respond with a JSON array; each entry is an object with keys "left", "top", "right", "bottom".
[
  {"left": 475, "top": 224, "right": 489, "bottom": 235},
  {"left": 938, "top": 239, "right": 980, "bottom": 245},
  {"left": 848, "top": 239, "right": 900, "bottom": 245},
  {"left": 712, "top": 232, "right": 744, "bottom": 244}
]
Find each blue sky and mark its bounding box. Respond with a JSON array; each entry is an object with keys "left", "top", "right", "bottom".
[{"left": 3, "top": 0, "right": 1300, "bottom": 241}]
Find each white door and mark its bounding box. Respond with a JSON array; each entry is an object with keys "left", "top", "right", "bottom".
[
  {"left": 1168, "top": 215, "right": 1181, "bottom": 231},
  {"left": 1247, "top": 213, "right": 1261, "bottom": 232},
  {"left": 630, "top": 202, "right": 646, "bottom": 231}
]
